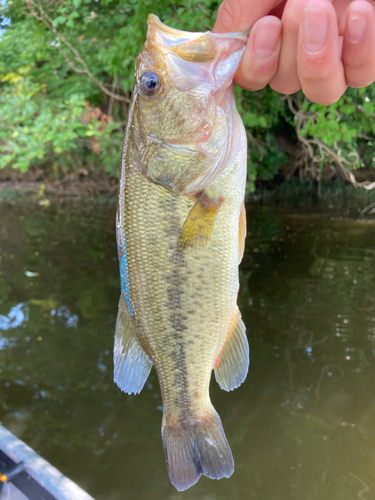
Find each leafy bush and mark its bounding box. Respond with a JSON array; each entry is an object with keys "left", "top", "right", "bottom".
[{"left": 1, "top": 0, "right": 375, "bottom": 189}]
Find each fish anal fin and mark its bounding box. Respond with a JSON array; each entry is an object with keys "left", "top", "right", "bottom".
[
  {"left": 114, "top": 295, "right": 152, "bottom": 395},
  {"left": 214, "top": 306, "right": 249, "bottom": 391},
  {"left": 178, "top": 191, "right": 223, "bottom": 251},
  {"left": 162, "top": 405, "right": 234, "bottom": 492},
  {"left": 238, "top": 201, "right": 246, "bottom": 264}
]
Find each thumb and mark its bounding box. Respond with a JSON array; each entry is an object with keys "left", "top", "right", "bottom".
[{"left": 213, "top": 0, "right": 285, "bottom": 33}]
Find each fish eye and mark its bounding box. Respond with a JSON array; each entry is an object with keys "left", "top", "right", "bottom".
[{"left": 139, "top": 71, "right": 161, "bottom": 97}]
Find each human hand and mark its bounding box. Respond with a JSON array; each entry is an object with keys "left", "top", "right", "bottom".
[{"left": 214, "top": 0, "right": 375, "bottom": 104}]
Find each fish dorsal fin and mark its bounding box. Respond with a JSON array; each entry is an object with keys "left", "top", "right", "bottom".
[
  {"left": 114, "top": 295, "right": 152, "bottom": 395},
  {"left": 238, "top": 201, "right": 247, "bottom": 264},
  {"left": 214, "top": 306, "right": 249, "bottom": 391},
  {"left": 178, "top": 191, "right": 223, "bottom": 251}
]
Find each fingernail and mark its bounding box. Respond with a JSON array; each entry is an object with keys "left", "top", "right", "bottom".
[
  {"left": 303, "top": 7, "right": 328, "bottom": 54},
  {"left": 346, "top": 6, "right": 368, "bottom": 44},
  {"left": 253, "top": 20, "right": 281, "bottom": 59}
]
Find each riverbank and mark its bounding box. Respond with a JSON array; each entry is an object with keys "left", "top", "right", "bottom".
[
  {"left": 0, "top": 167, "right": 118, "bottom": 196},
  {"left": 1, "top": 169, "right": 375, "bottom": 219}
]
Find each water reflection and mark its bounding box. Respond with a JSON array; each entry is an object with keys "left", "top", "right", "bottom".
[
  {"left": 0, "top": 303, "right": 28, "bottom": 331},
  {"left": 50, "top": 306, "right": 79, "bottom": 328},
  {"left": 0, "top": 198, "right": 375, "bottom": 500},
  {"left": 0, "top": 302, "right": 78, "bottom": 332}
]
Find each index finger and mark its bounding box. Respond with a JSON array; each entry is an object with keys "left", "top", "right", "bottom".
[{"left": 213, "top": 0, "right": 285, "bottom": 33}]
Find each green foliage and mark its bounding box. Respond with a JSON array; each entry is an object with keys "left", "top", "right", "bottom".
[
  {"left": 300, "top": 92, "right": 366, "bottom": 151},
  {"left": 0, "top": 79, "right": 85, "bottom": 171},
  {"left": 290, "top": 87, "right": 375, "bottom": 182},
  {"left": 235, "top": 86, "right": 289, "bottom": 190},
  {"left": 1, "top": 0, "right": 375, "bottom": 189},
  {"left": 0, "top": 0, "right": 221, "bottom": 178}
]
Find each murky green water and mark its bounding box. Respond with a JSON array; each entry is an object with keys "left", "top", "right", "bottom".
[{"left": 1, "top": 194, "right": 375, "bottom": 500}]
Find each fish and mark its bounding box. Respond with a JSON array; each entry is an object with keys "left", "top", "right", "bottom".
[{"left": 114, "top": 14, "right": 249, "bottom": 492}]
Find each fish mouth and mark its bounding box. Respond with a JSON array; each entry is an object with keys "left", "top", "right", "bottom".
[
  {"left": 148, "top": 14, "right": 197, "bottom": 39},
  {"left": 147, "top": 14, "right": 248, "bottom": 43}
]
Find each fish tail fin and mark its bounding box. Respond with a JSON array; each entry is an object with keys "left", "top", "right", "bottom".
[{"left": 162, "top": 405, "right": 234, "bottom": 492}]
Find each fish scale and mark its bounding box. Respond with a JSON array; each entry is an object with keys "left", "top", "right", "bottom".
[{"left": 114, "top": 14, "right": 250, "bottom": 491}]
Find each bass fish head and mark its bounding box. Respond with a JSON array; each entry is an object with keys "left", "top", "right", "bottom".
[{"left": 132, "top": 15, "right": 247, "bottom": 195}]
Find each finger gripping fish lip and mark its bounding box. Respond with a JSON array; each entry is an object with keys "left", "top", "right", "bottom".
[{"left": 147, "top": 13, "right": 248, "bottom": 43}]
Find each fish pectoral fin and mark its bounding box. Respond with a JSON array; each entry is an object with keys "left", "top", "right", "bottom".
[
  {"left": 214, "top": 306, "right": 249, "bottom": 391},
  {"left": 238, "top": 201, "right": 247, "bottom": 264},
  {"left": 114, "top": 295, "right": 152, "bottom": 395},
  {"left": 177, "top": 191, "right": 223, "bottom": 251},
  {"left": 162, "top": 405, "right": 233, "bottom": 492}
]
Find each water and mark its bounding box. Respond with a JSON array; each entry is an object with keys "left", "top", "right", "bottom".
[{"left": 1, "top": 195, "right": 375, "bottom": 500}]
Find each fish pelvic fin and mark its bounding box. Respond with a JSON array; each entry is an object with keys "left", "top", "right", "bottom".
[
  {"left": 114, "top": 295, "right": 152, "bottom": 395},
  {"left": 177, "top": 191, "right": 223, "bottom": 252},
  {"left": 214, "top": 306, "right": 249, "bottom": 391},
  {"left": 162, "top": 405, "right": 234, "bottom": 492}
]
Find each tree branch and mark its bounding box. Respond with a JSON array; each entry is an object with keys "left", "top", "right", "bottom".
[
  {"left": 286, "top": 95, "right": 375, "bottom": 190},
  {"left": 354, "top": 103, "right": 375, "bottom": 118},
  {"left": 23, "top": 0, "right": 131, "bottom": 103}
]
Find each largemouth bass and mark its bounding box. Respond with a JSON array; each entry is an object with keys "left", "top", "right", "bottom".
[{"left": 115, "top": 14, "right": 249, "bottom": 491}]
